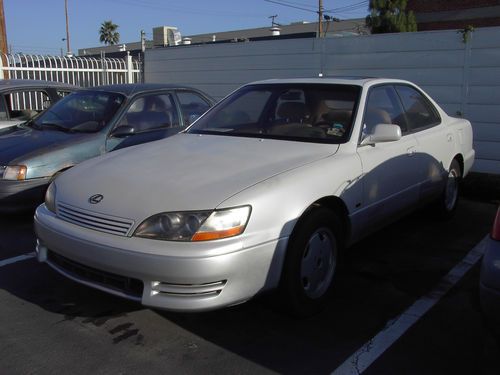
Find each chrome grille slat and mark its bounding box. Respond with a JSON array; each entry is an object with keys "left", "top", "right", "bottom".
[
  {"left": 57, "top": 208, "right": 130, "bottom": 227},
  {"left": 58, "top": 210, "right": 131, "bottom": 230},
  {"left": 152, "top": 280, "right": 227, "bottom": 297},
  {"left": 57, "top": 202, "right": 134, "bottom": 236},
  {"left": 58, "top": 213, "right": 127, "bottom": 235}
]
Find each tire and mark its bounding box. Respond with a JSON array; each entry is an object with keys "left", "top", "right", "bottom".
[
  {"left": 280, "top": 207, "right": 342, "bottom": 317},
  {"left": 435, "top": 159, "right": 461, "bottom": 219}
]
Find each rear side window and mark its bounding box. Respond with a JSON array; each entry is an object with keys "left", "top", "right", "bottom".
[
  {"left": 0, "top": 97, "right": 7, "bottom": 120},
  {"left": 395, "top": 85, "right": 440, "bottom": 132},
  {"left": 6, "top": 90, "right": 50, "bottom": 120}
]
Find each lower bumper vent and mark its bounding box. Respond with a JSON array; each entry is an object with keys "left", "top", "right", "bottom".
[
  {"left": 152, "top": 280, "right": 227, "bottom": 298},
  {"left": 47, "top": 250, "right": 143, "bottom": 299}
]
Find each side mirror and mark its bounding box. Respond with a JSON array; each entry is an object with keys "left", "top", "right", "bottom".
[
  {"left": 360, "top": 124, "right": 402, "bottom": 146},
  {"left": 110, "top": 125, "right": 135, "bottom": 138}
]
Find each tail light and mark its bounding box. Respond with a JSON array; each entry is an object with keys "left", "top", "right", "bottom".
[{"left": 492, "top": 207, "right": 500, "bottom": 241}]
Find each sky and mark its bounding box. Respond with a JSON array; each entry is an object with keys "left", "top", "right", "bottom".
[{"left": 4, "top": 0, "right": 369, "bottom": 55}]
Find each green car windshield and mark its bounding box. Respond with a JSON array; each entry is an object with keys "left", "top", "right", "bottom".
[
  {"left": 33, "top": 91, "right": 125, "bottom": 133},
  {"left": 187, "top": 84, "right": 361, "bottom": 144}
]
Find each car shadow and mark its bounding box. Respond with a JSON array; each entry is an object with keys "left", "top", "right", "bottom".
[
  {"left": 0, "top": 152, "right": 497, "bottom": 372},
  {"left": 156, "top": 198, "right": 497, "bottom": 373}
]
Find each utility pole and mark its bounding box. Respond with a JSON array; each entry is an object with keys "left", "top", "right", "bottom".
[
  {"left": 318, "top": 0, "right": 324, "bottom": 37},
  {"left": 0, "top": 0, "right": 8, "bottom": 55},
  {"left": 269, "top": 14, "right": 278, "bottom": 27},
  {"left": 65, "top": 0, "right": 71, "bottom": 55},
  {"left": 140, "top": 30, "right": 146, "bottom": 83},
  {"left": 140, "top": 30, "right": 146, "bottom": 53}
]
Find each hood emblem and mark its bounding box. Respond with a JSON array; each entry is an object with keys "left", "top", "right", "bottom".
[{"left": 88, "top": 194, "right": 104, "bottom": 204}]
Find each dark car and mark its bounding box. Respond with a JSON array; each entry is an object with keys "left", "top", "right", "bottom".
[
  {"left": 0, "top": 83, "right": 214, "bottom": 212},
  {"left": 0, "top": 79, "right": 77, "bottom": 130},
  {"left": 480, "top": 206, "right": 500, "bottom": 334}
]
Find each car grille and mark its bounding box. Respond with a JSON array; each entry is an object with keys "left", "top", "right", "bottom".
[
  {"left": 47, "top": 250, "right": 143, "bottom": 299},
  {"left": 57, "top": 202, "right": 134, "bottom": 236}
]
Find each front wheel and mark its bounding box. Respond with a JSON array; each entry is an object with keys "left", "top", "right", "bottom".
[{"left": 280, "top": 207, "right": 342, "bottom": 317}]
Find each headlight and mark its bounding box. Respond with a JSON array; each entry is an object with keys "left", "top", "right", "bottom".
[
  {"left": 134, "top": 206, "right": 251, "bottom": 242},
  {"left": 45, "top": 182, "right": 57, "bottom": 213},
  {"left": 1, "top": 165, "right": 27, "bottom": 180}
]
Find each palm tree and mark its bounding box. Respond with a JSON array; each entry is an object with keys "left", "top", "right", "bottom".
[{"left": 99, "top": 20, "right": 120, "bottom": 45}]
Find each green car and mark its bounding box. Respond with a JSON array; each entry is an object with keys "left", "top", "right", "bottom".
[{"left": 0, "top": 83, "right": 214, "bottom": 212}]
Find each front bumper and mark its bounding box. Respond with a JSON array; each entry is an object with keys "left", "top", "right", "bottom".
[
  {"left": 34, "top": 204, "right": 288, "bottom": 312},
  {"left": 0, "top": 177, "right": 51, "bottom": 212}
]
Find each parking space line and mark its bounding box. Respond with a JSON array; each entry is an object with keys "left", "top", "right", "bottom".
[
  {"left": 331, "top": 235, "right": 489, "bottom": 375},
  {"left": 0, "top": 252, "right": 36, "bottom": 268}
]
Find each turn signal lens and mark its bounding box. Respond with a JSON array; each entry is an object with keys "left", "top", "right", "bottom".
[
  {"left": 3, "top": 165, "right": 27, "bottom": 180},
  {"left": 192, "top": 206, "right": 251, "bottom": 242},
  {"left": 192, "top": 226, "right": 245, "bottom": 241},
  {"left": 492, "top": 207, "right": 500, "bottom": 241}
]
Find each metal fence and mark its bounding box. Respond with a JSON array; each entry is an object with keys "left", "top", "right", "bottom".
[{"left": 0, "top": 53, "right": 142, "bottom": 87}]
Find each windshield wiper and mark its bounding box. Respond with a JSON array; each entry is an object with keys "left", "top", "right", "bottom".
[
  {"left": 41, "top": 123, "right": 74, "bottom": 133},
  {"left": 24, "top": 119, "right": 43, "bottom": 130}
]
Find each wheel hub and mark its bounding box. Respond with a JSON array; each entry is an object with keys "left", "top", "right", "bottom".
[
  {"left": 300, "top": 227, "right": 336, "bottom": 299},
  {"left": 445, "top": 168, "right": 458, "bottom": 211}
]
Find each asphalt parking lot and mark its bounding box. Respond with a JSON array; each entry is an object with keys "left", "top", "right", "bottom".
[{"left": 1, "top": 184, "right": 499, "bottom": 375}]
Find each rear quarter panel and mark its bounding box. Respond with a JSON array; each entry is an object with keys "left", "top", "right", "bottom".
[{"left": 446, "top": 116, "right": 475, "bottom": 176}]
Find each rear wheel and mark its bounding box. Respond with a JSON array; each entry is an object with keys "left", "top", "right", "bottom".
[
  {"left": 280, "top": 207, "right": 342, "bottom": 317},
  {"left": 435, "top": 159, "right": 461, "bottom": 219}
]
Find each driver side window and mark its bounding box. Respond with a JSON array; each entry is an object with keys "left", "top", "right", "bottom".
[
  {"left": 363, "top": 86, "right": 407, "bottom": 137},
  {"left": 118, "top": 93, "right": 179, "bottom": 132}
]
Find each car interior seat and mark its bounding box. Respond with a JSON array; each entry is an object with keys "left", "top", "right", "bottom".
[{"left": 275, "top": 102, "right": 310, "bottom": 124}]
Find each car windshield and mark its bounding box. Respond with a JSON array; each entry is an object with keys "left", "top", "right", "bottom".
[
  {"left": 187, "top": 84, "right": 361, "bottom": 143},
  {"left": 33, "top": 91, "right": 125, "bottom": 133}
]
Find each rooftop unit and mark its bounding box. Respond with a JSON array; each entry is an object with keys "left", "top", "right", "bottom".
[{"left": 153, "top": 26, "right": 182, "bottom": 47}]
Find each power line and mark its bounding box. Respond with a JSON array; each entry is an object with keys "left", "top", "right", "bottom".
[
  {"left": 266, "top": 0, "right": 317, "bottom": 10},
  {"left": 101, "top": 0, "right": 267, "bottom": 18},
  {"left": 264, "top": 0, "right": 369, "bottom": 20},
  {"left": 325, "top": 1, "right": 368, "bottom": 12},
  {"left": 264, "top": 0, "right": 318, "bottom": 14}
]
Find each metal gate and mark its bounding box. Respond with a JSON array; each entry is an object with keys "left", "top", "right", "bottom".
[{"left": 0, "top": 53, "right": 142, "bottom": 87}]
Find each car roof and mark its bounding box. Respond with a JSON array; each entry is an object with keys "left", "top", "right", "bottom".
[
  {"left": 0, "top": 79, "right": 77, "bottom": 89},
  {"left": 248, "top": 77, "right": 413, "bottom": 87},
  {"left": 87, "top": 83, "right": 204, "bottom": 97}
]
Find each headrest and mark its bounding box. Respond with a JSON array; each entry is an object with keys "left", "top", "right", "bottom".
[{"left": 276, "top": 102, "right": 309, "bottom": 121}]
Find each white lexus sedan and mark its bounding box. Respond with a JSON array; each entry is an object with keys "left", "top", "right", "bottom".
[{"left": 34, "top": 78, "right": 475, "bottom": 316}]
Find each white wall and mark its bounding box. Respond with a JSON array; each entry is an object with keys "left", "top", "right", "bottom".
[{"left": 145, "top": 28, "right": 500, "bottom": 175}]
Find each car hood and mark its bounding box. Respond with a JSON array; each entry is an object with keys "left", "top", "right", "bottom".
[
  {"left": 0, "top": 125, "right": 96, "bottom": 165},
  {"left": 0, "top": 120, "right": 23, "bottom": 130},
  {"left": 56, "top": 133, "right": 339, "bottom": 221}
]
